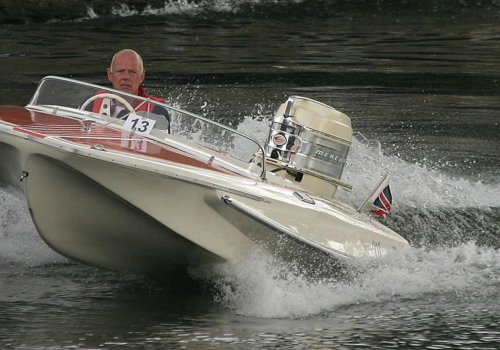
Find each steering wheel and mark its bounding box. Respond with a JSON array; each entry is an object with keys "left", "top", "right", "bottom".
[{"left": 80, "top": 93, "right": 135, "bottom": 115}]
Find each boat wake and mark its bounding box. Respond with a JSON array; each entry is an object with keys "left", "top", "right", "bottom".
[
  {"left": 83, "top": 0, "right": 500, "bottom": 21},
  {"left": 186, "top": 116, "right": 500, "bottom": 318},
  {"left": 190, "top": 242, "right": 500, "bottom": 319},
  {"left": 4, "top": 0, "right": 500, "bottom": 25},
  {"left": 334, "top": 132, "right": 500, "bottom": 248}
]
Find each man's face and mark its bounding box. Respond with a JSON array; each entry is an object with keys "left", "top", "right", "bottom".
[{"left": 107, "top": 53, "right": 145, "bottom": 95}]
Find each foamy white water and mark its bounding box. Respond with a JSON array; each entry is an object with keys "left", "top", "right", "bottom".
[
  {"left": 341, "top": 136, "right": 500, "bottom": 209},
  {"left": 190, "top": 242, "right": 500, "bottom": 318},
  {"left": 188, "top": 116, "right": 500, "bottom": 319},
  {"left": 86, "top": 0, "right": 308, "bottom": 19}
]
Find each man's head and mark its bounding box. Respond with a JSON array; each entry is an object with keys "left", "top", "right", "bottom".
[{"left": 107, "top": 49, "right": 145, "bottom": 95}]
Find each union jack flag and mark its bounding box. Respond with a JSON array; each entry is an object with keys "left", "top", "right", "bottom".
[{"left": 371, "top": 184, "right": 392, "bottom": 217}]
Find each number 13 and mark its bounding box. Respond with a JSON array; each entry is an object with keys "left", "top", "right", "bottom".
[{"left": 130, "top": 118, "right": 150, "bottom": 132}]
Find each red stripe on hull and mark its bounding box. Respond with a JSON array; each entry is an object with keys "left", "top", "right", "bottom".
[{"left": 0, "top": 106, "right": 236, "bottom": 175}]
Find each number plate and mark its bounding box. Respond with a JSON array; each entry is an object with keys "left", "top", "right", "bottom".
[{"left": 123, "top": 114, "right": 156, "bottom": 135}]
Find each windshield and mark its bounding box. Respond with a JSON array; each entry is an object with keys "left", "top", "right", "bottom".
[{"left": 28, "top": 76, "right": 266, "bottom": 179}]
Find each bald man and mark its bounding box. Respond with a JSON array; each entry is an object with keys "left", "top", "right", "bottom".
[
  {"left": 107, "top": 49, "right": 162, "bottom": 100},
  {"left": 86, "top": 49, "right": 170, "bottom": 131}
]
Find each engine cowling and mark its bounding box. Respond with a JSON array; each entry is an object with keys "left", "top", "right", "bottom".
[{"left": 262, "top": 96, "right": 353, "bottom": 198}]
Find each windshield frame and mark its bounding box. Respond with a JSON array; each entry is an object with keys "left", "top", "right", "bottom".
[{"left": 27, "top": 75, "right": 267, "bottom": 181}]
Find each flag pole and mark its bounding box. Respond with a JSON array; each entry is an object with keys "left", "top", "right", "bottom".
[{"left": 357, "top": 173, "right": 390, "bottom": 212}]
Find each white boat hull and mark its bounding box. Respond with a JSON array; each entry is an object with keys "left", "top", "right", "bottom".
[
  {"left": 0, "top": 77, "right": 409, "bottom": 274},
  {"left": 0, "top": 127, "right": 407, "bottom": 273}
]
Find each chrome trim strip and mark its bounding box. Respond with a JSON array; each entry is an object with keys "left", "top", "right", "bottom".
[{"left": 282, "top": 164, "right": 353, "bottom": 191}]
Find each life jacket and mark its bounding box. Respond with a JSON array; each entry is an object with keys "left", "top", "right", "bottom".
[{"left": 91, "top": 86, "right": 166, "bottom": 116}]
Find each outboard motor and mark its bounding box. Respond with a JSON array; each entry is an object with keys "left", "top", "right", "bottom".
[{"left": 262, "top": 96, "right": 353, "bottom": 198}]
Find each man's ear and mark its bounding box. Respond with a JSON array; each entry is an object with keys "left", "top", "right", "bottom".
[
  {"left": 107, "top": 68, "right": 112, "bottom": 82},
  {"left": 140, "top": 70, "right": 146, "bottom": 84}
]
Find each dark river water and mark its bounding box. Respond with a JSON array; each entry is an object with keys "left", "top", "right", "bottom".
[{"left": 1, "top": 1, "right": 500, "bottom": 349}]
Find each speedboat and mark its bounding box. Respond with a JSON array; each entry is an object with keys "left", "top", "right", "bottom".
[{"left": 0, "top": 76, "right": 408, "bottom": 274}]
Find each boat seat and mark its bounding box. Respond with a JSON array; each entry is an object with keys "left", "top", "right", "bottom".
[{"left": 136, "top": 111, "right": 170, "bottom": 132}]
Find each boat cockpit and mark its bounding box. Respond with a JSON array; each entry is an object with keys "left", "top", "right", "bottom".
[{"left": 27, "top": 76, "right": 268, "bottom": 180}]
